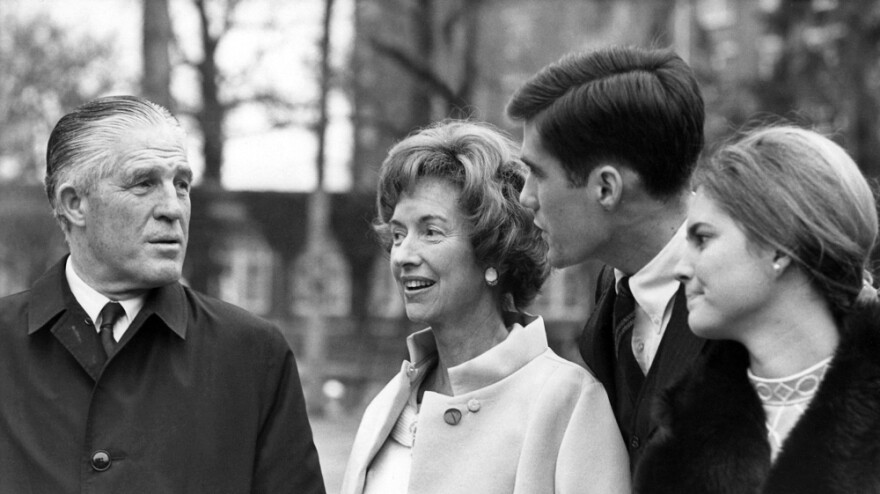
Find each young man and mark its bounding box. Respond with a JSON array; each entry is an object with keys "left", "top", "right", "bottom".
[
  {"left": 507, "top": 46, "right": 709, "bottom": 471},
  {"left": 0, "top": 96, "right": 325, "bottom": 493}
]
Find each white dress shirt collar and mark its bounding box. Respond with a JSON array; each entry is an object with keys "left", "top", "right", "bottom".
[
  {"left": 614, "top": 222, "right": 686, "bottom": 335},
  {"left": 65, "top": 258, "right": 145, "bottom": 338}
]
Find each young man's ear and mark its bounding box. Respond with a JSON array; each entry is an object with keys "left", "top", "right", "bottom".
[
  {"left": 592, "top": 164, "right": 624, "bottom": 211},
  {"left": 57, "top": 183, "right": 88, "bottom": 228}
]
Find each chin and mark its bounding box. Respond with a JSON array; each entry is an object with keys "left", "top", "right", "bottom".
[
  {"left": 404, "top": 311, "right": 427, "bottom": 325},
  {"left": 137, "top": 264, "right": 183, "bottom": 288},
  {"left": 686, "top": 316, "right": 721, "bottom": 340}
]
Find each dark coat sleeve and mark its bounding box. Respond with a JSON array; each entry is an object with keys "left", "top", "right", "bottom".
[{"left": 252, "top": 329, "right": 325, "bottom": 494}]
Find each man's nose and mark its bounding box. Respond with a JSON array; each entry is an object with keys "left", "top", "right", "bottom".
[
  {"left": 673, "top": 252, "right": 693, "bottom": 284},
  {"left": 519, "top": 174, "right": 538, "bottom": 210},
  {"left": 154, "top": 181, "right": 186, "bottom": 221}
]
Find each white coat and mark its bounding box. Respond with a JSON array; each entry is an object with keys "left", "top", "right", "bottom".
[{"left": 341, "top": 316, "right": 630, "bottom": 494}]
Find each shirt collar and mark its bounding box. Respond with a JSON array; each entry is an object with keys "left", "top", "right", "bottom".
[
  {"left": 26, "top": 256, "right": 187, "bottom": 339},
  {"left": 65, "top": 258, "right": 145, "bottom": 326},
  {"left": 404, "top": 315, "right": 549, "bottom": 396},
  {"left": 615, "top": 222, "right": 686, "bottom": 333}
]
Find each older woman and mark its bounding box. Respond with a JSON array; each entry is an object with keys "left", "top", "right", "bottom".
[
  {"left": 633, "top": 126, "right": 880, "bottom": 493},
  {"left": 341, "top": 120, "right": 630, "bottom": 494}
]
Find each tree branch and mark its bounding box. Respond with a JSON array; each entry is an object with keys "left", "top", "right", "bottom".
[{"left": 369, "top": 35, "right": 458, "bottom": 105}]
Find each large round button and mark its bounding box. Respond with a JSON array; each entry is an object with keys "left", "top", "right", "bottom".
[
  {"left": 443, "top": 408, "right": 462, "bottom": 425},
  {"left": 91, "top": 450, "right": 111, "bottom": 471}
]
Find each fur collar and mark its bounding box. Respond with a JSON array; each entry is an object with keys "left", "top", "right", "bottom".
[{"left": 634, "top": 302, "right": 880, "bottom": 494}]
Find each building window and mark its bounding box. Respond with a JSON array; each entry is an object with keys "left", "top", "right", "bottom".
[{"left": 218, "top": 236, "right": 276, "bottom": 315}]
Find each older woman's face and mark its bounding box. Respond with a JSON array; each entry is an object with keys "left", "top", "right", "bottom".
[
  {"left": 389, "top": 178, "right": 492, "bottom": 327},
  {"left": 674, "top": 188, "right": 778, "bottom": 341}
]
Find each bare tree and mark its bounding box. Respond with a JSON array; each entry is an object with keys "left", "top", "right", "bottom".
[
  {"left": 192, "top": 0, "right": 238, "bottom": 187},
  {"left": 366, "top": 0, "right": 488, "bottom": 130},
  {"left": 755, "top": 0, "right": 880, "bottom": 179},
  {"left": 0, "top": 16, "right": 116, "bottom": 182},
  {"left": 168, "top": 0, "right": 314, "bottom": 188}
]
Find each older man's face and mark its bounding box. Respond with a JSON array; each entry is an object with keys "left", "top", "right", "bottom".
[{"left": 76, "top": 122, "right": 192, "bottom": 298}]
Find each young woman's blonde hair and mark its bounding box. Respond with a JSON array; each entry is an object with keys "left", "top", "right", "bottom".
[{"left": 697, "top": 125, "right": 878, "bottom": 318}]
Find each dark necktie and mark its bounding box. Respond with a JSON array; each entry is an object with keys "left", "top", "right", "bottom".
[
  {"left": 613, "top": 277, "right": 645, "bottom": 393},
  {"left": 99, "top": 302, "right": 125, "bottom": 358}
]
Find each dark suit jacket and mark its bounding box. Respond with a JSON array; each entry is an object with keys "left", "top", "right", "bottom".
[
  {"left": 579, "top": 266, "right": 707, "bottom": 471},
  {"left": 0, "top": 258, "right": 325, "bottom": 494}
]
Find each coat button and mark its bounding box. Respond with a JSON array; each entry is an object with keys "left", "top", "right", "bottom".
[
  {"left": 84, "top": 317, "right": 93, "bottom": 326},
  {"left": 91, "top": 450, "right": 111, "bottom": 471},
  {"left": 467, "top": 399, "right": 481, "bottom": 412},
  {"left": 443, "top": 408, "right": 462, "bottom": 425},
  {"left": 630, "top": 435, "right": 641, "bottom": 449}
]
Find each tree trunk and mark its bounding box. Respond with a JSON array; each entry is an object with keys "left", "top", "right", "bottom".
[
  {"left": 195, "top": 0, "right": 225, "bottom": 188},
  {"left": 142, "top": 0, "right": 173, "bottom": 110},
  {"left": 410, "top": 0, "right": 435, "bottom": 128},
  {"left": 300, "top": 0, "right": 337, "bottom": 416}
]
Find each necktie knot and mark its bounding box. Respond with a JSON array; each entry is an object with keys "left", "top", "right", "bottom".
[{"left": 99, "top": 302, "right": 125, "bottom": 358}]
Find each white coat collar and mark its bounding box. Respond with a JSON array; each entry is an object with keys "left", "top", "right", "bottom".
[{"left": 405, "top": 314, "right": 548, "bottom": 396}]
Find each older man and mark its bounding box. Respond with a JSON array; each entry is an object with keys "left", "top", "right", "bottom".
[
  {"left": 0, "top": 95, "right": 325, "bottom": 493},
  {"left": 507, "top": 46, "right": 711, "bottom": 472}
]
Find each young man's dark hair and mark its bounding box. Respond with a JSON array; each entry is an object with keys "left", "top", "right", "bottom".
[{"left": 508, "top": 45, "right": 704, "bottom": 196}]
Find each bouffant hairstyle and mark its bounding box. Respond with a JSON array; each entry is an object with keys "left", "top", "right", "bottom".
[
  {"left": 697, "top": 126, "right": 878, "bottom": 319},
  {"left": 374, "top": 120, "right": 550, "bottom": 311},
  {"left": 506, "top": 45, "right": 704, "bottom": 198}
]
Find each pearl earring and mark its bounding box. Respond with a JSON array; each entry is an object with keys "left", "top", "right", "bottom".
[{"left": 484, "top": 267, "right": 499, "bottom": 286}]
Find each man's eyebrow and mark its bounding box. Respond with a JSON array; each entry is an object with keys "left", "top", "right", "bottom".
[
  {"left": 178, "top": 167, "right": 194, "bottom": 182},
  {"left": 520, "top": 156, "right": 540, "bottom": 171}
]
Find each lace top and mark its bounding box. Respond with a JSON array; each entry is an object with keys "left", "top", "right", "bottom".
[{"left": 748, "top": 357, "right": 832, "bottom": 461}]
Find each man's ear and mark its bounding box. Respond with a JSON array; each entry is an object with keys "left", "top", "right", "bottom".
[
  {"left": 57, "top": 183, "right": 88, "bottom": 228},
  {"left": 593, "top": 164, "right": 624, "bottom": 211}
]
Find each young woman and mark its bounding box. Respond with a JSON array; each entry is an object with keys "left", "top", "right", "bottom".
[{"left": 634, "top": 126, "right": 880, "bottom": 493}]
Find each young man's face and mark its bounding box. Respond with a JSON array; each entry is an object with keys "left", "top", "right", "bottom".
[{"left": 519, "top": 121, "right": 612, "bottom": 268}]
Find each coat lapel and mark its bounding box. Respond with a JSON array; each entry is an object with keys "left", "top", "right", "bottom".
[
  {"left": 50, "top": 309, "right": 106, "bottom": 381},
  {"left": 28, "top": 258, "right": 106, "bottom": 381},
  {"left": 341, "top": 367, "right": 414, "bottom": 494},
  {"left": 579, "top": 267, "right": 617, "bottom": 394}
]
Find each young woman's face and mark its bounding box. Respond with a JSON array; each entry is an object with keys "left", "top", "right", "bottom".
[{"left": 674, "top": 188, "right": 778, "bottom": 340}]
